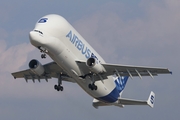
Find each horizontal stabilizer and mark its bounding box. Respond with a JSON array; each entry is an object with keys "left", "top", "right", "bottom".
[
  {"left": 92, "top": 91, "right": 155, "bottom": 108},
  {"left": 118, "top": 91, "right": 155, "bottom": 108},
  {"left": 92, "top": 99, "right": 110, "bottom": 109},
  {"left": 92, "top": 99, "right": 124, "bottom": 109},
  {"left": 147, "top": 91, "right": 155, "bottom": 108}
]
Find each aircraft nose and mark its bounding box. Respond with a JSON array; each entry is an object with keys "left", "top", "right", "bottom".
[
  {"left": 29, "top": 31, "right": 37, "bottom": 41},
  {"left": 29, "top": 31, "right": 42, "bottom": 47}
]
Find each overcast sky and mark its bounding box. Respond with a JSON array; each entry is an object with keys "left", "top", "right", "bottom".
[{"left": 0, "top": 0, "right": 179, "bottom": 120}]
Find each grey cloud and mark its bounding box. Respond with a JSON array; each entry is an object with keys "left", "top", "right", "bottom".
[
  {"left": 74, "top": 0, "right": 180, "bottom": 66},
  {"left": 0, "top": 42, "right": 34, "bottom": 72}
]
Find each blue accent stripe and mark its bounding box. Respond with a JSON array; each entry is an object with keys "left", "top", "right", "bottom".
[
  {"left": 96, "top": 76, "right": 129, "bottom": 103},
  {"left": 97, "top": 87, "right": 119, "bottom": 103},
  {"left": 115, "top": 76, "right": 129, "bottom": 93}
]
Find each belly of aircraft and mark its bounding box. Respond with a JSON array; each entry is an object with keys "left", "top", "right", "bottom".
[{"left": 47, "top": 52, "right": 118, "bottom": 102}]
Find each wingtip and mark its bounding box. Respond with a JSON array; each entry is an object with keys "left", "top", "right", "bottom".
[{"left": 12, "top": 74, "right": 16, "bottom": 79}]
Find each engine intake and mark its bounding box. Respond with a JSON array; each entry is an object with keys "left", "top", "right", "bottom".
[
  {"left": 29, "top": 59, "right": 45, "bottom": 76},
  {"left": 86, "top": 57, "right": 106, "bottom": 74}
]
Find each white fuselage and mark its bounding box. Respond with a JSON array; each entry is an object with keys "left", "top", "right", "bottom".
[{"left": 29, "top": 14, "right": 119, "bottom": 103}]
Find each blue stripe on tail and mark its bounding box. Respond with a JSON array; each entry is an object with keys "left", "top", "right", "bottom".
[
  {"left": 97, "top": 76, "right": 129, "bottom": 103},
  {"left": 114, "top": 76, "right": 129, "bottom": 93}
]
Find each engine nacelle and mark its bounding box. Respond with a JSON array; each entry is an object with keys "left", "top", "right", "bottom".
[
  {"left": 86, "top": 57, "right": 106, "bottom": 74},
  {"left": 29, "top": 59, "right": 45, "bottom": 76}
]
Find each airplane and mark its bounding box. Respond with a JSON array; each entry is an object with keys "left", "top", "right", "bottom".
[{"left": 11, "top": 14, "right": 171, "bottom": 109}]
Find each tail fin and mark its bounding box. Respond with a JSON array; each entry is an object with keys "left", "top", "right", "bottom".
[
  {"left": 114, "top": 76, "right": 129, "bottom": 94},
  {"left": 147, "top": 91, "right": 155, "bottom": 108}
]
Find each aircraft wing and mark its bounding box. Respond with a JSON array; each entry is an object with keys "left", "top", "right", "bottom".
[
  {"left": 11, "top": 62, "right": 75, "bottom": 83},
  {"left": 102, "top": 63, "right": 171, "bottom": 78},
  {"left": 77, "top": 61, "right": 172, "bottom": 79}
]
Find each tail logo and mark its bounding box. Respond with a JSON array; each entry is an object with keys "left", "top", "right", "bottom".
[
  {"left": 114, "top": 76, "right": 128, "bottom": 93},
  {"left": 150, "top": 95, "right": 155, "bottom": 104}
]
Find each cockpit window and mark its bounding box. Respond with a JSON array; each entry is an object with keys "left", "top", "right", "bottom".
[
  {"left": 38, "top": 18, "right": 48, "bottom": 23},
  {"left": 34, "top": 30, "right": 43, "bottom": 34}
]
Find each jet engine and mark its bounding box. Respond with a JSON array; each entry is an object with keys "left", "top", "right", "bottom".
[
  {"left": 29, "top": 59, "right": 45, "bottom": 76},
  {"left": 86, "top": 57, "right": 106, "bottom": 74}
]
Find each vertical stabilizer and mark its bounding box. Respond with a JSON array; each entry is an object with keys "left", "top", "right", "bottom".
[
  {"left": 147, "top": 91, "right": 155, "bottom": 108},
  {"left": 114, "top": 76, "right": 129, "bottom": 95}
]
